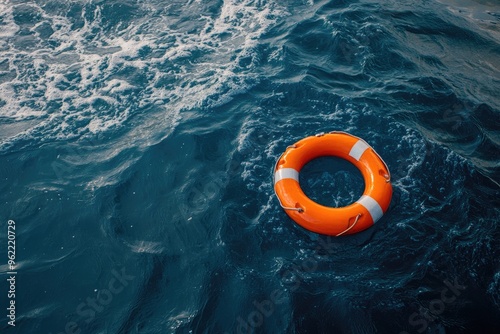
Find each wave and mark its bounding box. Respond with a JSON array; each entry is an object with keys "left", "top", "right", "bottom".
[
  {"left": 0, "top": 0, "right": 287, "bottom": 189},
  {"left": 0, "top": 0, "right": 284, "bottom": 149}
]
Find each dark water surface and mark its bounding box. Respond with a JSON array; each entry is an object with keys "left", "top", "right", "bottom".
[{"left": 0, "top": 0, "right": 499, "bottom": 333}]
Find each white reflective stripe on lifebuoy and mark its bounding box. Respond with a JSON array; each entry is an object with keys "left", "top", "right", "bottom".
[
  {"left": 349, "top": 139, "right": 369, "bottom": 161},
  {"left": 274, "top": 168, "right": 299, "bottom": 185},
  {"left": 356, "top": 195, "right": 384, "bottom": 223}
]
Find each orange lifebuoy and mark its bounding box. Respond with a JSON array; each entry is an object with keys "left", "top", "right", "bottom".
[{"left": 273, "top": 132, "right": 392, "bottom": 236}]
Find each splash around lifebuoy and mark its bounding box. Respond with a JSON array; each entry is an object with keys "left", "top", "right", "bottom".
[{"left": 273, "top": 132, "right": 392, "bottom": 236}]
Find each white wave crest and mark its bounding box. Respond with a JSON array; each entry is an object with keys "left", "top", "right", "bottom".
[{"left": 0, "top": 0, "right": 286, "bottom": 152}]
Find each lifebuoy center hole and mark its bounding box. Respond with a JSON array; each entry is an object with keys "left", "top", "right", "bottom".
[{"left": 299, "top": 157, "right": 365, "bottom": 208}]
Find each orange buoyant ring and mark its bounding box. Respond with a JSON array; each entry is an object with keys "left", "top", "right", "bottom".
[{"left": 273, "top": 132, "right": 392, "bottom": 236}]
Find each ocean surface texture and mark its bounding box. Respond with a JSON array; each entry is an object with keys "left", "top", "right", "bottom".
[{"left": 0, "top": 0, "right": 499, "bottom": 333}]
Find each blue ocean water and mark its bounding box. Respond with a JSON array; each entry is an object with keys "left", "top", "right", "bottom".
[{"left": 0, "top": 0, "right": 499, "bottom": 333}]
